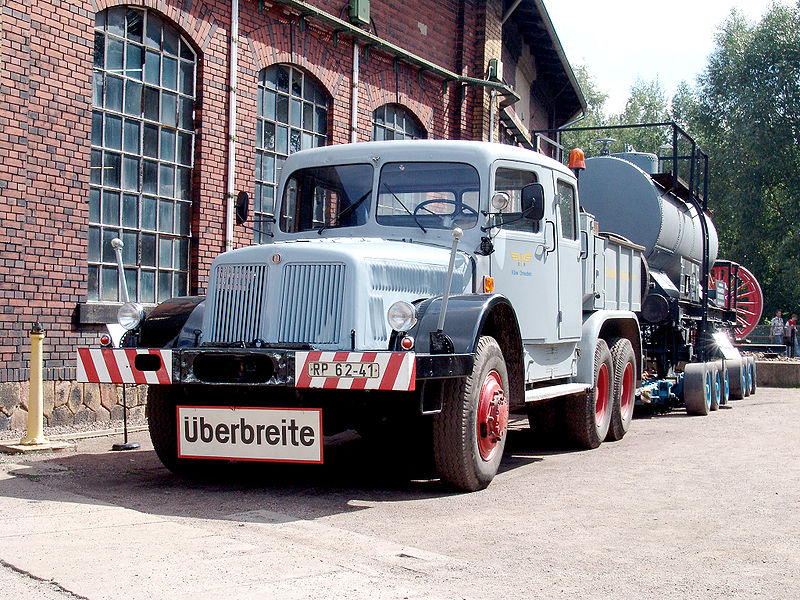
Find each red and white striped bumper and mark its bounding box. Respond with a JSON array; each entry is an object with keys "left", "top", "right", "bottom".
[
  {"left": 77, "top": 348, "right": 173, "bottom": 384},
  {"left": 295, "top": 351, "right": 416, "bottom": 391}
]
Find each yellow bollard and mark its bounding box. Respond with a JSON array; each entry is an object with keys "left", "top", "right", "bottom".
[{"left": 20, "top": 323, "right": 48, "bottom": 446}]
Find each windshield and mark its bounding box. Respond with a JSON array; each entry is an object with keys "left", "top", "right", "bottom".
[
  {"left": 376, "top": 162, "right": 480, "bottom": 230},
  {"left": 279, "top": 164, "right": 373, "bottom": 233}
]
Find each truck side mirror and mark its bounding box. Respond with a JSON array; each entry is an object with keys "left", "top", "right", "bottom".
[
  {"left": 235, "top": 191, "right": 249, "bottom": 225},
  {"left": 521, "top": 183, "right": 545, "bottom": 221}
]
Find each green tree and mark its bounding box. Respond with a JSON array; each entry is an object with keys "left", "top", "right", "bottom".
[
  {"left": 559, "top": 64, "right": 609, "bottom": 159},
  {"left": 682, "top": 5, "right": 800, "bottom": 318}
]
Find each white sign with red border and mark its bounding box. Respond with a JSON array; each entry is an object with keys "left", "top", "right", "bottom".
[
  {"left": 294, "top": 351, "right": 415, "bottom": 391},
  {"left": 177, "top": 406, "right": 323, "bottom": 464}
]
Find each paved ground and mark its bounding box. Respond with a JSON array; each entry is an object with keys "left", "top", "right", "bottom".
[{"left": 0, "top": 388, "right": 798, "bottom": 599}]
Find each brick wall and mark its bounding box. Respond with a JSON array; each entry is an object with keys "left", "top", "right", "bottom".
[{"left": 0, "top": 0, "right": 568, "bottom": 428}]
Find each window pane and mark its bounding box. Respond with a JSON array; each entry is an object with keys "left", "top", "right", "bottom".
[
  {"left": 158, "top": 271, "right": 172, "bottom": 302},
  {"left": 276, "top": 66, "right": 289, "bottom": 92},
  {"left": 290, "top": 99, "right": 302, "bottom": 128},
  {"left": 180, "top": 40, "right": 194, "bottom": 61},
  {"left": 276, "top": 126, "right": 288, "bottom": 155},
  {"left": 264, "top": 90, "right": 276, "bottom": 119},
  {"left": 88, "top": 226, "right": 100, "bottom": 262},
  {"left": 123, "top": 119, "right": 140, "bottom": 153},
  {"left": 290, "top": 129, "right": 301, "bottom": 154},
  {"left": 159, "top": 198, "right": 174, "bottom": 232},
  {"left": 101, "top": 266, "right": 118, "bottom": 301},
  {"left": 106, "top": 75, "right": 123, "bottom": 112},
  {"left": 122, "top": 193, "right": 138, "bottom": 227},
  {"left": 178, "top": 132, "right": 192, "bottom": 166},
  {"left": 179, "top": 61, "right": 193, "bottom": 95},
  {"left": 175, "top": 272, "right": 187, "bottom": 296},
  {"left": 264, "top": 121, "right": 275, "bottom": 152},
  {"left": 94, "top": 33, "right": 105, "bottom": 69},
  {"left": 122, "top": 156, "right": 139, "bottom": 191},
  {"left": 122, "top": 230, "right": 137, "bottom": 264},
  {"left": 92, "top": 111, "right": 103, "bottom": 146},
  {"left": 144, "top": 50, "right": 160, "bottom": 85},
  {"left": 145, "top": 13, "right": 161, "bottom": 49},
  {"left": 143, "top": 160, "right": 158, "bottom": 194},
  {"left": 179, "top": 97, "right": 193, "bottom": 129},
  {"left": 89, "top": 188, "right": 101, "bottom": 222},
  {"left": 276, "top": 94, "right": 288, "bottom": 123},
  {"left": 163, "top": 27, "right": 178, "bottom": 55},
  {"left": 104, "top": 114, "right": 122, "bottom": 149},
  {"left": 291, "top": 69, "right": 302, "bottom": 96},
  {"left": 102, "top": 228, "right": 118, "bottom": 263},
  {"left": 315, "top": 106, "right": 326, "bottom": 133},
  {"left": 88, "top": 267, "right": 99, "bottom": 301},
  {"left": 160, "top": 128, "right": 176, "bottom": 162},
  {"left": 124, "top": 267, "right": 137, "bottom": 300},
  {"left": 162, "top": 56, "right": 178, "bottom": 91},
  {"left": 106, "top": 37, "right": 123, "bottom": 73},
  {"left": 142, "top": 196, "right": 157, "bottom": 230},
  {"left": 141, "top": 270, "right": 155, "bottom": 303},
  {"left": 177, "top": 167, "right": 191, "bottom": 201},
  {"left": 124, "top": 80, "right": 142, "bottom": 115},
  {"left": 93, "top": 70, "right": 104, "bottom": 107},
  {"left": 125, "top": 43, "right": 143, "bottom": 80},
  {"left": 126, "top": 9, "right": 143, "bottom": 43},
  {"left": 159, "top": 164, "right": 174, "bottom": 197},
  {"left": 176, "top": 201, "right": 190, "bottom": 235},
  {"left": 107, "top": 7, "right": 125, "bottom": 36},
  {"left": 159, "top": 237, "right": 173, "bottom": 268},
  {"left": 141, "top": 233, "right": 156, "bottom": 266},
  {"left": 161, "top": 92, "right": 177, "bottom": 127},
  {"left": 143, "top": 123, "right": 158, "bottom": 157},
  {"left": 102, "top": 190, "right": 120, "bottom": 225},
  {"left": 262, "top": 154, "right": 274, "bottom": 183},
  {"left": 103, "top": 152, "right": 121, "bottom": 187},
  {"left": 91, "top": 149, "right": 102, "bottom": 184},
  {"left": 143, "top": 86, "right": 159, "bottom": 120}
]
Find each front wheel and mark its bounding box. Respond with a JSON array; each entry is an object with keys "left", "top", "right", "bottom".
[{"left": 433, "top": 336, "right": 509, "bottom": 491}]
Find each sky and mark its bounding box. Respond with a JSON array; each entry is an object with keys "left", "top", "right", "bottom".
[{"left": 542, "top": 0, "right": 790, "bottom": 114}]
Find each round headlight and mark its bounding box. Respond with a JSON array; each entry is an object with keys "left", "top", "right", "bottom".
[
  {"left": 117, "top": 302, "right": 145, "bottom": 331},
  {"left": 387, "top": 301, "right": 417, "bottom": 332}
]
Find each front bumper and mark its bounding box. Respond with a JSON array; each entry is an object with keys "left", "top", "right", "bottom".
[{"left": 76, "top": 347, "right": 473, "bottom": 390}]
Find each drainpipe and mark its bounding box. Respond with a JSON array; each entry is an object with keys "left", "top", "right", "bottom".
[
  {"left": 225, "top": 0, "right": 240, "bottom": 251},
  {"left": 351, "top": 42, "right": 359, "bottom": 143},
  {"left": 488, "top": 89, "right": 496, "bottom": 143}
]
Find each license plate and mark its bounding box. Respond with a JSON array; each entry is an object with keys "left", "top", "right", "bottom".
[
  {"left": 177, "top": 406, "right": 323, "bottom": 464},
  {"left": 306, "top": 361, "right": 380, "bottom": 379}
]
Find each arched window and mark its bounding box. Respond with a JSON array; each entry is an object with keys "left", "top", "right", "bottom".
[
  {"left": 89, "top": 7, "right": 196, "bottom": 303},
  {"left": 372, "top": 104, "right": 426, "bottom": 141},
  {"left": 254, "top": 65, "right": 329, "bottom": 243}
]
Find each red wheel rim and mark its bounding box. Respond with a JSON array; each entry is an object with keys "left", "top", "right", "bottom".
[
  {"left": 711, "top": 264, "right": 763, "bottom": 339},
  {"left": 620, "top": 362, "right": 635, "bottom": 421},
  {"left": 476, "top": 370, "right": 507, "bottom": 461},
  {"left": 595, "top": 363, "right": 609, "bottom": 426}
]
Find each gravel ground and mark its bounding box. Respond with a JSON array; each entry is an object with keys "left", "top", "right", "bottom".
[
  {"left": 0, "top": 416, "right": 148, "bottom": 442},
  {"left": 0, "top": 388, "right": 797, "bottom": 599}
]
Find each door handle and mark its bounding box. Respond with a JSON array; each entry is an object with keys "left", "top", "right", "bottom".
[
  {"left": 580, "top": 230, "right": 589, "bottom": 259},
  {"left": 545, "top": 220, "right": 556, "bottom": 254}
]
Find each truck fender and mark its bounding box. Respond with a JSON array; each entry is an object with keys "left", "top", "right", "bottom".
[
  {"left": 137, "top": 296, "right": 205, "bottom": 348},
  {"left": 408, "top": 293, "right": 518, "bottom": 355},
  {"left": 577, "top": 310, "right": 642, "bottom": 385}
]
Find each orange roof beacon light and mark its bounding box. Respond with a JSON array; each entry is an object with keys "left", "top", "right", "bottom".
[{"left": 569, "top": 148, "right": 586, "bottom": 177}]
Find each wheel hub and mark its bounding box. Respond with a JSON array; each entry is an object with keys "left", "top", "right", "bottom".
[{"left": 477, "top": 370, "right": 507, "bottom": 461}]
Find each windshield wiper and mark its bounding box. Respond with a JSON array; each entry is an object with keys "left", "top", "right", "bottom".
[
  {"left": 380, "top": 182, "right": 427, "bottom": 233},
  {"left": 317, "top": 189, "right": 372, "bottom": 235}
]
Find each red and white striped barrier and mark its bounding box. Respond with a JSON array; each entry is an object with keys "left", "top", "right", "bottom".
[
  {"left": 77, "top": 348, "right": 173, "bottom": 384},
  {"left": 295, "top": 351, "right": 415, "bottom": 391}
]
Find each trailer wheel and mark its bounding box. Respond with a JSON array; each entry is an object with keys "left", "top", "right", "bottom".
[
  {"left": 746, "top": 356, "right": 757, "bottom": 395},
  {"left": 684, "top": 362, "right": 711, "bottom": 415},
  {"left": 728, "top": 359, "right": 746, "bottom": 400},
  {"left": 742, "top": 358, "right": 751, "bottom": 397},
  {"left": 148, "top": 384, "right": 213, "bottom": 476},
  {"left": 433, "top": 336, "right": 509, "bottom": 491},
  {"left": 717, "top": 360, "right": 730, "bottom": 406},
  {"left": 607, "top": 337, "right": 636, "bottom": 441},
  {"left": 566, "top": 339, "right": 613, "bottom": 448},
  {"left": 709, "top": 363, "right": 721, "bottom": 411}
]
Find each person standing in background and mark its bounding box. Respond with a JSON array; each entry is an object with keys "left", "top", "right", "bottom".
[
  {"left": 771, "top": 310, "right": 785, "bottom": 346},
  {"left": 790, "top": 314, "right": 799, "bottom": 358}
]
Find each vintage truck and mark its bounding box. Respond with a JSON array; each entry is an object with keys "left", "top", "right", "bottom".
[{"left": 78, "top": 140, "right": 656, "bottom": 491}]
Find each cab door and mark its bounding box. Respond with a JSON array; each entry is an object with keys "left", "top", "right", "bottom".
[
  {"left": 554, "top": 177, "right": 582, "bottom": 340},
  {"left": 489, "top": 162, "right": 560, "bottom": 342}
]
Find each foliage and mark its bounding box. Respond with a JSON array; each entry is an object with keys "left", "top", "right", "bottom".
[{"left": 678, "top": 4, "right": 800, "bottom": 317}]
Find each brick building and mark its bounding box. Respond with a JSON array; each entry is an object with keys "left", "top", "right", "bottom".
[{"left": 0, "top": 0, "right": 583, "bottom": 428}]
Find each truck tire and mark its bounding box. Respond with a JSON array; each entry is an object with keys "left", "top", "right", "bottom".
[
  {"left": 728, "top": 359, "right": 746, "bottom": 400},
  {"left": 148, "top": 384, "right": 212, "bottom": 477},
  {"left": 709, "top": 362, "right": 721, "bottom": 411},
  {"left": 566, "top": 339, "right": 613, "bottom": 449},
  {"left": 716, "top": 360, "right": 730, "bottom": 406},
  {"left": 433, "top": 336, "right": 509, "bottom": 491},
  {"left": 684, "top": 362, "right": 711, "bottom": 415},
  {"left": 607, "top": 337, "right": 636, "bottom": 441},
  {"left": 746, "top": 356, "right": 757, "bottom": 395},
  {"left": 742, "top": 358, "right": 751, "bottom": 397}
]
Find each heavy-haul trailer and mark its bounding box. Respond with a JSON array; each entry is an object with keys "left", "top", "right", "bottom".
[{"left": 77, "top": 130, "right": 758, "bottom": 491}]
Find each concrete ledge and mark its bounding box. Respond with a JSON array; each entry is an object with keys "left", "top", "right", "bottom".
[{"left": 755, "top": 361, "right": 800, "bottom": 388}]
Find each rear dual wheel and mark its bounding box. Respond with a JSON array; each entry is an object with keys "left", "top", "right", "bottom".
[
  {"left": 566, "top": 339, "right": 614, "bottom": 448},
  {"left": 606, "top": 337, "right": 636, "bottom": 441},
  {"left": 684, "top": 362, "right": 712, "bottom": 415}
]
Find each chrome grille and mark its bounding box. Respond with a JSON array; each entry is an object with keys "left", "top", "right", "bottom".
[
  {"left": 278, "top": 263, "right": 345, "bottom": 344},
  {"left": 205, "top": 264, "right": 268, "bottom": 343}
]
